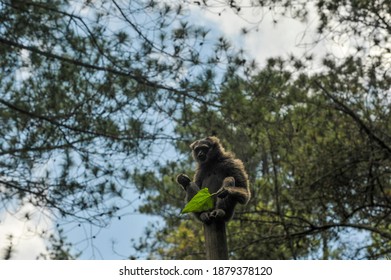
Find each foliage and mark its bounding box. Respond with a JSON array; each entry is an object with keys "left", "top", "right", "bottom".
[
  {"left": 1, "top": 234, "right": 14, "bottom": 260},
  {"left": 136, "top": 59, "right": 391, "bottom": 259},
  {"left": 0, "top": 0, "right": 390, "bottom": 259},
  {"left": 37, "top": 229, "right": 80, "bottom": 260},
  {"left": 133, "top": 1, "right": 391, "bottom": 259},
  {"left": 0, "top": 0, "right": 248, "bottom": 258}
]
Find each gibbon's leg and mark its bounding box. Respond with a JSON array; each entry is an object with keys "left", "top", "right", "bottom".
[{"left": 210, "top": 177, "right": 235, "bottom": 220}]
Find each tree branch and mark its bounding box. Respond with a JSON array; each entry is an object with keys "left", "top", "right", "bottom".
[
  {"left": 0, "top": 36, "right": 220, "bottom": 108},
  {"left": 314, "top": 80, "right": 391, "bottom": 155},
  {"left": 0, "top": 97, "right": 125, "bottom": 140}
]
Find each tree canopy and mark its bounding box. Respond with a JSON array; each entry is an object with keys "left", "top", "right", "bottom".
[{"left": 0, "top": 0, "right": 390, "bottom": 259}]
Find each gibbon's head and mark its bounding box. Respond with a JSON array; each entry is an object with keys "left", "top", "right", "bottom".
[{"left": 190, "top": 136, "right": 224, "bottom": 164}]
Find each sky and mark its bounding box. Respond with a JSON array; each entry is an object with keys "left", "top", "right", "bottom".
[{"left": 0, "top": 1, "right": 355, "bottom": 260}]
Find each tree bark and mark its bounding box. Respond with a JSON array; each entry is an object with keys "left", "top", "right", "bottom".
[{"left": 203, "top": 220, "right": 228, "bottom": 260}]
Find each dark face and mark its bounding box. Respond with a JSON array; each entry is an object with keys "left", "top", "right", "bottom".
[
  {"left": 193, "top": 145, "right": 210, "bottom": 162},
  {"left": 191, "top": 139, "right": 214, "bottom": 163}
]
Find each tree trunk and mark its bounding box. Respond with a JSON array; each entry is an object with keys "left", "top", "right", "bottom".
[{"left": 203, "top": 220, "right": 228, "bottom": 260}]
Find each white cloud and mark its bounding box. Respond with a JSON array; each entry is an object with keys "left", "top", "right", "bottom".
[
  {"left": 0, "top": 204, "right": 52, "bottom": 259},
  {"left": 189, "top": 3, "right": 319, "bottom": 64},
  {"left": 188, "top": 2, "right": 360, "bottom": 69}
]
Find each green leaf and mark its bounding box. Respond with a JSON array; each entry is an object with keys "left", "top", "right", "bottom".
[{"left": 181, "top": 188, "right": 214, "bottom": 214}]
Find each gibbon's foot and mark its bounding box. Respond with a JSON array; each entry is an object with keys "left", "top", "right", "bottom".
[
  {"left": 176, "top": 173, "right": 191, "bottom": 190},
  {"left": 200, "top": 212, "right": 212, "bottom": 224},
  {"left": 209, "top": 209, "right": 226, "bottom": 219}
]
